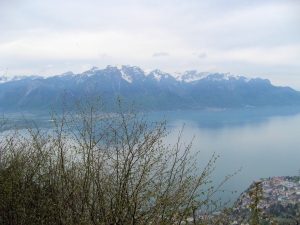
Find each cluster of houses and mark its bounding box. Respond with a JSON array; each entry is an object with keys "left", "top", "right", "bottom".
[
  {"left": 182, "top": 175, "right": 300, "bottom": 224},
  {"left": 237, "top": 176, "right": 300, "bottom": 210}
]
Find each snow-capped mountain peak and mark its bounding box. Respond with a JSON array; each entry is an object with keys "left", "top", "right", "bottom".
[
  {"left": 60, "top": 71, "right": 74, "bottom": 77},
  {"left": 107, "top": 64, "right": 123, "bottom": 70},
  {"left": 0, "top": 75, "right": 42, "bottom": 84},
  {"left": 105, "top": 65, "right": 143, "bottom": 83},
  {"left": 80, "top": 66, "right": 100, "bottom": 77},
  {"left": 207, "top": 72, "right": 252, "bottom": 82},
  {"left": 1, "top": 64, "right": 298, "bottom": 111},
  {"left": 107, "top": 64, "right": 135, "bottom": 71},
  {"left": 115, "top": 64, "right": 123, "bottom": 70},
  {"left": 147, "top": 69, "right": 171, "bottom": 82},
  {"left": 90, "top": 66, "right": 98, "bottom": 71},
  {"left": 175, "top": 70, "right": 211, "bottom": 83},
  {"left": 143, "top": 69, "right": 152, "bottom": 76},
  {"left": 172, "top": 71, "right": 183, "bottom": 80},
  {"left": 120, "top": 69, "right": 132, "bottom": 83}
]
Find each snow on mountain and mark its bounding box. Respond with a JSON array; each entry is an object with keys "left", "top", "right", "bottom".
[
  {"left": 120, "top": 69, "right": 132, "bottom": 83},
  {"left": 0, "top": 65, "right": 255, "bottom": 86},
  {"left": 0, "top": 75, "right": 43, "bottom": 84},
  {"left": 106, "top": 65, "right": 177, "bottom": 83},
  {"left": 90, "top": 66, "right": 99, "bottom": 72},
  {"left": 1, "top": 64, "right": 299, "bottom": 111},
  {"left": 147, "top": 70, "right": 172, "bottom": 82},
  {"left": 143, "top": 69, "right": 152, "bottom": 76},
  {"left": 223, "top": 73, "right": 251, "bottom": 82},
  {"left": 60, "top": 71, "right": 74, "bottom": 77},
  {"left": 174, "top": 70, "right": 253, "bottom": 83},
  {"left": 152, "top": 71, "right": 163, "bottom": 82},
  {"left": 81, "top": 66, "right": 99, "bottom": 77},
  {"left": 107, "top": 65, "right": 150, "bottom": 83},
  {"left": 0, "top": 77, "right": 10, "bottom": 84},
  {"left": 108, "top": 64, "right": 123, "bottom": 70},
  {"left": 181, "top": 71, "right": 207, "bottom": 83},
  {"left": 172, "top": 71, "right": 183, "bottom": 80},
  {"left": 174, "top": 70, "right": 211, "bottom": 83},
  {"left": 204, "top": 72, "right": 252, "bottom": 82}
]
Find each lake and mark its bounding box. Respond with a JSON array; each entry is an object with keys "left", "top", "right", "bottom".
[
  {"left": 148, "top": 107, "right": 300, "bottom": 203},
  {"left": 2, "top": 106, "right": 300, "bottom": 204}
]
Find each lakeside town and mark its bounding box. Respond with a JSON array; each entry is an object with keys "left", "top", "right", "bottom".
[
  {"left": 239, "top": 176, "right": 300, "bottom": 208},
  {"left": 230, "top": 174, "right": 300, "bottom": 224},
  {"left": 188, "top": 174, "right": 300, "bottom": 224}
]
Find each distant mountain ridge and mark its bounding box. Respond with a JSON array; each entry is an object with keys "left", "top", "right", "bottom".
[{"left": 1, "top": 65, "right": 300, "bottom": 111}]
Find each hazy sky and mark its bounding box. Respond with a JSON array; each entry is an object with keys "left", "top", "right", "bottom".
[{"left": 1, "top": 0, "right": 300, "bottom": 89}]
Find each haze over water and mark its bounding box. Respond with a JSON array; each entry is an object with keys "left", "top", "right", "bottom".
[{"left": 150, "top": 107, "right": 300, "bottom": 202}]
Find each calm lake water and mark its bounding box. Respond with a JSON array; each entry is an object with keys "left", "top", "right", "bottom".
[
  {"left": 148, "top": 107, "right": 300, "bottom": 203},
  {"left": 2, "top": 107, "right": 300, "bottom": 204}
]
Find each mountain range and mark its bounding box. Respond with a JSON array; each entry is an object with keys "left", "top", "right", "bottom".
[{"left": 1, "top": 65, "right": 300, "bottom": 111}]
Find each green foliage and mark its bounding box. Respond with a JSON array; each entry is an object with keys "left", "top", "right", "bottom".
[
  {"left": 0, "top": 88, "right": 236, "bottom": 224},
  {"left": 231, "top": 181, "right": 279, "bottom": 225},
  {"left": 248, "top": 181, "right": 265, "bottom": 225},
  {"left": 268, "top": 203, "right": 300, "bottom": 222}
]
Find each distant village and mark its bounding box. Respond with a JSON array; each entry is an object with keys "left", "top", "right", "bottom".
[
  {"left": 237, "top": 175, "right": 300, "bottom": 210},
  {"left": 187, "top": 175, "right": 300, "bottom": 224},
  {"left": 231, "top": 174, "right": 300, "bottom": 224}
]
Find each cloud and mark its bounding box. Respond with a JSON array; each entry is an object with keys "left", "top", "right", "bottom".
[
  {"left": 1, "top": 0, "right": 300, "bottom": 88},
  {"left": 198, "top": 52, "right": 207, "bottom": 59},
  {"left": 152, "top": 52, "right": 169, "bottom": 57},
  {"left": 39, "top": 64, "right": 54, "bottom": 73},
  {"left": 81, "top": 63, "right": 93, "bottom": 73},
  {"left": 98, "top": 53, "right": 110, "bottom": 58}
]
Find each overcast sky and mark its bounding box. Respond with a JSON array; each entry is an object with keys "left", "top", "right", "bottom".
[{"left": 1, "top": 0, "right": 300, "bottom": 89}]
